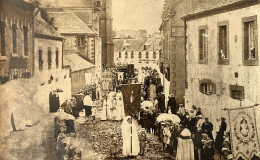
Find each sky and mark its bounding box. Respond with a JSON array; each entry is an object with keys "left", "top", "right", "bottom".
[{"left": 112, "top": 0, "right": 165, "bottom": 34}]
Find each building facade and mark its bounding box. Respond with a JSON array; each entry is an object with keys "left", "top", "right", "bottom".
[
  {"left": 37, "top": 0, "right": 114, "bottom": 68},
  {"left": 159, "top": 0, "right": 196, "bottom": 105},
  {"left": 34, "top": 8, "right": 71, "bottom": 103},
  {"left": 0, "top": 0, "right": 34, "bottom": 84},
  {"left": 114, "top": 35, "right": 160, "bottom": 71},
  {"left": 183, "top": 0, "right": 260, "bottom": 129}
]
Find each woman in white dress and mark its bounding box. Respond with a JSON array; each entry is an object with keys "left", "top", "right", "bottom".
[
  {"left": 121, "top": 116, "right": 140, "bottom": 157},
  {"left": 100, "top": 100, "right": 107, "bottom": 121},
  {"left": 115, "top": 90, "right": 125, "bottom": 121}
]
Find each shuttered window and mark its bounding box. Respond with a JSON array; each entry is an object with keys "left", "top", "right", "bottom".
[
  {"left": 12, "top": 24, "right": 17, "bottom": 53},
  {"left": 48, "top": 48, "right": 52, "bottom": 69},
  {"left": 23, "top": 26, "right": 28, "bottom": 56},
  {"left": 218, "top": 21, "right": 229, "bottom": 65},
  {"left": 0, "top": 21, "right": 6, "bottom": 56},
  {"left": 198, "top": 26, "right": 208, "bottom": 64},
  {"left": 39, "top": 49, "right": 43, "bottom": 70},
  {"left": 242, "top": 15, "right": 258, "bottom": 66},
  {"left": 56, "top": 48, "right": 59, "bottom": 68}
]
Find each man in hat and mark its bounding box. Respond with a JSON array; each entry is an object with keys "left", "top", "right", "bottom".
[
  {"left": 167, "top": 94, "right": 177, "bottom": 114},
  {"left": 215, "top": 117, "right": 227, "bottom": 154}
]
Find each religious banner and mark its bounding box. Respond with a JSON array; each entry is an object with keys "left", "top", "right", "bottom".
[
  {"left": 228, "top": 106, "right": 259, "bottom": 160},
  {"left": 121, "top": 84, "right": 141, "bottom": 116}
]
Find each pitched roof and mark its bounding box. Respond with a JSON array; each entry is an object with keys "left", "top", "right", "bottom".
[
  {"left": 183, "top": 0, "right": 259, "bottom": 20},
  {"left": 48, "top": 12, "right": 96, "bottom": 35},
  {"left": 114, "top": 38, "right": 148, "bottom": 52},
  {"left": 34, "top": 11, "right": 63, "bottom": 40},
  {"left": 64, "top": 54, "right": 95, "bottom": 72}
]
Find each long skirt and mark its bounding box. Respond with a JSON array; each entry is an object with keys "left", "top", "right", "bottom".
[{"left": 85, "top": 105, "right": 92, "bottom": 116}]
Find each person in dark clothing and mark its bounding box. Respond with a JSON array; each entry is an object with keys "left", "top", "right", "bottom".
[
  {"left": 202, "top": 139, "right": 215, "bottom": 160},
  {"left": 196, "top": 107, "right": 202, "bottom": 116},
  {"left": 167, "top": 94, "right": 177, "bottom": 114},
  {"left": 201, "top": 117, "right": 214, "bottom": 140},
  {"left": 215, "top": 117, "right": 227, "bottom": 153},
  {"left": 158, "top": 93, "right": 166, "bottom": 113},
  {"left": 156, "top": 83, "right": 163, "bottom": 96}
]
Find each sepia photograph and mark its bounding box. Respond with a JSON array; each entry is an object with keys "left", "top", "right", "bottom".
[{"left": 0, "top": 0, "right": 260, "bottom": 159}]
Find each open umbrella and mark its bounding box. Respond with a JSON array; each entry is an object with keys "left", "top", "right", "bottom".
[
  {"left": 156, "top": 113, "right": 180, "bottom": 124},
  {"left": 55, "top": 112, "right": 75, "bottom": 120}
]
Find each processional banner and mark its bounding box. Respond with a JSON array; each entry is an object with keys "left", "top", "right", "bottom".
[
  {"left": 228, "top": 106, "right": 259, "bottom": 160},
  {"left": 121, "top": 84, "right": 141, "bottom": 116}
]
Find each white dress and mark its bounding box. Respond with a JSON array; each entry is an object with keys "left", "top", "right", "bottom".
[
  {"left": 122, "top": 116, "right": 140, "bottom": 156},
  {"left": 115, "top": 92, "right": 125, "bottom": 121},
  {"left": 101, "top": 100, "right": 107, "bottom": 120}
]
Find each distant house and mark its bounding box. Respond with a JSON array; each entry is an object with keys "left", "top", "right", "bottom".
[
  {"left": 0, "top": 0, "right": 34, "bottom": 84},
  {"left": 48, "top": 12, "right": 97, "bottom": 63},
  {"left": 114, "top": 34, "right": 160, "bottom": 71}
]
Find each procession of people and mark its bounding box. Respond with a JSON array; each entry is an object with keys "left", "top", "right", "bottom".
[{"left": 52, "top": 66, "right": 238, "bottom": 160}]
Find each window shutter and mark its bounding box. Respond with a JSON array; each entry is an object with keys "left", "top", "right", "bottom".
[
  {"left": 199, "top": 30, "right": 203, "bottom": 60},
  {"left": 244, "top": 23, "right": 249, "bottom": 59}
]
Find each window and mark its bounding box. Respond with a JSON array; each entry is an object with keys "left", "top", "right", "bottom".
[
  {"left": 48, "top": 48, "right": 52, "bottom": 69},
  {"left": 153, "top": 52, "right": 156, "bottom": 59},
  {"left": 96, "top": 0, "right": 101, "bottom": 7},
  {"left": 77, "top": 36, "right": 85, "bottom": 47},
  {"left": 131, "top": 51, "right": 134, "bottom": 59},
  {"left": 39, "top": 49, "right": 43, "bottom": 70},
  {"left": 139, "top": 52, "right": 142, "bottom": 59},
  {"left": 198, "top": 26, "right": 208, "bottom": 64},
  {"left": 218, "top": 21, "right": 229, "bottom": 65},
  {"left": 0, "top": 21, "right": 6, "bottom": 56},
  {"left": 146, "top": 51, "right": 149, "bottom": 59},
  {"left": 125, "top": 51, "right": 128, "bottom": 59},
  {"left": 144, "top": 45, "right": 147, "bottom": 50},
  {"left": 55, "top": 48, "right": 59, "bottom": 68},
  {"left": 119, "top": 52, "right": 121, "bottom": 58},
  {"left": 23, "top": 26, "right": 28, "bottom": 56},
  {"left": 242, "top": 15, "right": 258, "bottom": 66},
  {"left": 199, "top": 79, "right": 216, "bottom": 95},
  {"left": 230, "top": 85, "right": 245, "bottom": 100},
  {"left": 12, "top": 24, "right": 17, "bottom": 53}
]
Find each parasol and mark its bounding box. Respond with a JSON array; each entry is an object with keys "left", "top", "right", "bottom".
[
  {"left": 156, "top": 113, "right": 180, "bottom": 124},
  {"left": 55, "top": 111, "right": 75, "bottom": 120}
]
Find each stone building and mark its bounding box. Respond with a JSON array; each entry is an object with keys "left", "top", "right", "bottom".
[
  {"left": 36, "top": 0, "right": 114, "bottom": 68},
  {"left": 159, "top": 0, "right": 196, "bottom": 105},
  {"left": 183, "top": 0, "right": 260, "bottom": 129},
  {"left": 0, "top": 0, "right": 34, "bottom": 84},
  {"left": 114, "top": 34, "right": 160, "bottom": 71},
  {"left": 33, "top": 8, "right": 72, "bottom": 103}
]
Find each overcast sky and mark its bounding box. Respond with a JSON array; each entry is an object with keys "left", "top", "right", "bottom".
[{"left": 112, "top": 0, "right": 164, "bottom": 33}]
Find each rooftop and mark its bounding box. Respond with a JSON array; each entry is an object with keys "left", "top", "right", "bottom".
[
  {"left": 183, "top": 0, "right": 260, "bottom": 20},
  {"left": 48, "top": 12, "right": 96, "bottom": 35},
  {"left": 64, "top": 54, "right": 95, "bottom": 72},
  {"left": 114, "top": 38, "right": 148, "bottom": 52},
  {"left": 34, "top": 11, "right": 63, "bottom": 40}
]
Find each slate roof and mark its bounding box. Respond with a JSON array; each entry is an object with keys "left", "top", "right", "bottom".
[
  {"left": 34, "top": 11, "right": 63, "bottom": 40},
  {"left": 114, "top": 38, "right": 148, "bottom": 52},
  {"left": 64, "top": 54, "right": 95, "bottom": 72},
  {"left": 48, "top": 12, "right": 96, "bottom": 35},
  {"left": 183, "top": 0, "right": 260, "bottom": 20}
]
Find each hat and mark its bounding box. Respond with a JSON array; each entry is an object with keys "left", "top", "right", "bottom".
[
  {"left": 222, "top": 148, "right": 230, "bottom": 152},
  {"left": 180, "top": 128, "right": 191, "bottom": 137},
  {"left": 169, "top": 94, "right": 174, "bottom": 97},
  {"left": 197, "top": 115, "right": 203, "bottom": 119},
  {"left": 228, "top": 154, "right": 233, "bottom": 159}
]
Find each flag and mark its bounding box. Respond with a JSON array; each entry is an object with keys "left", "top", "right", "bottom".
[
  {"left": 228, "top": 106, "right": 259, "bottom": 160},
  {"left": 121, "top": 84, "right": 141, "bottom": 116}
]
